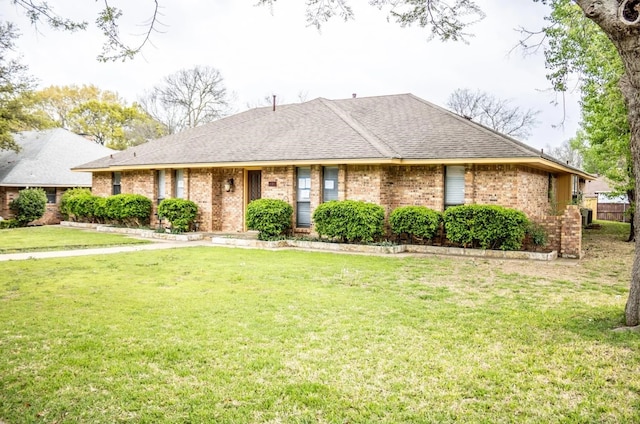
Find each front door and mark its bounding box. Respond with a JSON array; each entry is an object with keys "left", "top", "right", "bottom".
[{"left": 248, "top": 170, "right": 261, "bottom": 202}]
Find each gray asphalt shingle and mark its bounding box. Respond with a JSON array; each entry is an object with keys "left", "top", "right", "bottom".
[
  {"left": 74, "top": 94, "right": 577, "bottom": 171},
  {"left": 0, "top": 129, "right": 115, "bottom": 186}
]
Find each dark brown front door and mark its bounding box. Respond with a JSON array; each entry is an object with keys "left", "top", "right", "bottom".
[{"left": 248, "top": 170, "right": 261, "bottom": 202}]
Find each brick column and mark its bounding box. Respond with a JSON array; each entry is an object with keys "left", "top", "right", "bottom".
[{"left": 560, "top": 205, "right": 583, "bottom": 258}]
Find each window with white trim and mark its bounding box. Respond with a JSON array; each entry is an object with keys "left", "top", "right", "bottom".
[
  {"left": 323, "top": 166, "right": 339, "bottom": 202},
  {"left": 444, "top": 166, "right": 465, "bottom": 207},
  {"left": 174, "top": 169, "right": 184, "bottom": 199},
  {"left": 157, "top": 170, "right": 166, "bottom": 203},
  {"left": 297, "top": 167, "right": 311, "bottom": 228}
]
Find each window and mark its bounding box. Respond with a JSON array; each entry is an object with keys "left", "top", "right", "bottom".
[
  {"left": 323, "top": 166, "right": 339, "bottom": 202},
  {"left": 44, "top": 187, "right": 56, "bottom": 204},
  {"left": 112, "top": 172, "right": 121, "bottom": 195},
  {"left": 444, "top": 166, "right": 465, "bottom": 207},
  {"left": 572, "top": 175, "right": 581, "bottom": 202},
  {"left": 157, "top": 170, "right": 166, "bottom": 203},
  {"left": 297, "top": 167, "right": 311, "bottom": 228},
  {"left": 174, "top": 169, "right": 184, "bottom": 199}
]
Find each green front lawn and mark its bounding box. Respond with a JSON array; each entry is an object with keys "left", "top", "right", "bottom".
[
  {"left": 0, "top": 222, "right": 638, "bottom": 423},
  {"left": 0, "top": 226, "right": 150, "bottom": 253}
]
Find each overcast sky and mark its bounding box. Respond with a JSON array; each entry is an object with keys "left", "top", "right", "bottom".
[{"left": 5, "top": 0, "right": 581, "bottom": 149}]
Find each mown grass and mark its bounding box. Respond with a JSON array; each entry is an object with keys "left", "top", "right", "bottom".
[
  {"left": 0, "top": 221, "right": 639, "bottom": 423},
  {"left": 0, "top": 226, "right": 150, "bottom": 253}
]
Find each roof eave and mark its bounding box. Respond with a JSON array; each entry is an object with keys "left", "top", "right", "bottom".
[{"left": 72, "top": 156, "right": 595, "bottom": 179}]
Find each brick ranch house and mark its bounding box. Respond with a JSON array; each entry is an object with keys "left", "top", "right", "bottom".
[
  {"left": 0, "top": 128, "right": 114, "bottom": 224},
  {"left": 74, "top": 94, "right": 592, "bottom": 257}
]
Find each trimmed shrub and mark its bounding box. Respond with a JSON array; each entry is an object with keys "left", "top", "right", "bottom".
[
  {"left": 10, "top": 188, "right": 47, "bottom": 226},
  {"left": 65, "top": 194, "right": 101, "bottom": 223},
  {"left": 443, "top": 204, "right": 529, "bottom": 250},
  {"left": 158, "top": 198, "right": 199, "bottom": 233},
  {"left": 59, "top": 188, "right": 92, "bottom": 220},
  {"left": 389, "top": 206, "right": 441, "bottom": 242},
  {"left": 312, "top": 200, "right": 385, "bottom": 243},
  {"left": 0, "top": 219, "right": 19, "bottom": 229},
  {"left": 104, "top": 194, "right": 153, "bottom": 227},
  {"left": 93, "top": 197, "right": 108, "bottom": 223},
  {"left": 246, "top": 198, "right": 293, "bottom": 240}
]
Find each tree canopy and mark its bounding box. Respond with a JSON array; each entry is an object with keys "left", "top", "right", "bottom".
[{"left": 30, "top": 85, "right": 166, "bottom": 149}]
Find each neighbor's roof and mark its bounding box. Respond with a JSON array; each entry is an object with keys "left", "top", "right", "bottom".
[
  {"left": 584, "top": 176, "right": 615, "bottom": 197},
  {"left": 74, "top": 93, "right": 591, "bottom": 178},
  {"left": 0, "top": 128, "right": 115, "bottom": 187}
]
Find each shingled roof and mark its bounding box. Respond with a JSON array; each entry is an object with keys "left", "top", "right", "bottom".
[
  {"left": 0, "top": 128, "right": 115, "bottom": 187},
  {"left": 74, "top": 93, "right": 589, "bottom": 177}
]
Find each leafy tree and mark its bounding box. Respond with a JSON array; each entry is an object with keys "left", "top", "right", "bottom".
[
  {"left": 542, "top": 0, "right": 634, "bottom": 242},
  {"left": 32, "top": 84, "right": 121, "bottom": 128},
  {"left": 30, "top": 85, "right": 166, "bottom": 149},
  {"left": 139, "top": 66, "right": 232, "bottom": 134},
  {"left": 447, "top": 88, "right": 540, "bottom": 139},
  {"left": 0, "top": 21, "right": 51, "bottom": 151},
  {"left": 66, "top": 100, "right": 163, "bottom": 149}
]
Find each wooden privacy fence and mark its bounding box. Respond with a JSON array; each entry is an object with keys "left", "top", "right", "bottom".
[{"left": 597, "top": 203, "right": 631, "bottom": 222}]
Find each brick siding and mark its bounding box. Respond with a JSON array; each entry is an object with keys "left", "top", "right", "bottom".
[{"left": 90, "top": 163, "right": 584, "bottom": 257}]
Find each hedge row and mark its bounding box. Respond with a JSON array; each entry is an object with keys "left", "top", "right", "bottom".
[
  {"left": 245, "top": 200, "right": 541, "bottom": 250},
  {"left": 60, "top": 189, "right": 153, "bottom": 227}
]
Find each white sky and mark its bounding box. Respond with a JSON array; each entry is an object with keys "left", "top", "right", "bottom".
[{"left": 5, "top": 0, "right": 581, "bottom": 149}]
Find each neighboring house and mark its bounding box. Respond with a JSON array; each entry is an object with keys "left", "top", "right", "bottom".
[
  {"left": 74, "top": 94, "right": 592, "bottom": 257},
  {"left": 583, "top": 175, "right": 630, "bottom": 222},
  {"left": 0, "top": 128, "right": 115, "bottom": 224}
]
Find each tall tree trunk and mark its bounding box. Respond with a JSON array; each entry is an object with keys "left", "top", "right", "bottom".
[
  {"left": 627, "top": 189, "right": 635, "bottom": 242},
  {"left": 576, "top": 0, "right": 640, "bottom": 325}
]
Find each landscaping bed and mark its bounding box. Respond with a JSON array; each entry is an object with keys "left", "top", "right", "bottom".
[
  {"left": 61, "top": 221, "right": 204, "bottom": 241},
  {"left": 210, "top": 236, "right": 558, "bottom": 260}
]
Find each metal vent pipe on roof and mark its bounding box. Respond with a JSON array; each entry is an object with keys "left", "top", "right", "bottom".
[{"left": 273, "top": 95, "right": 276, "bottom": 112}]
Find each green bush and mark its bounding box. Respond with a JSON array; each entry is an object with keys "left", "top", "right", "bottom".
[
  {"left": 0, "top": 219, "right": 19, "bottom": 229},
  {"left": 527, "top": 222, "right": 548, "bottom": 247},
  {"left": 59, "top": 188, "right": 92, "bottom": 220},
  {"left": 104, "top": 194, "right": 153, "bottom": 227},
  {"left": 64, "top": 193, "right": 101, "bottom": 223},
  {"left": 443, "top": 204, "right": 529, "bottom": 251},
  {"left": 158, "top": 198, "right": 199, "bottom": 233},
  {"left": 389, "top": 206, "right": 441, "bottom": 242},
  {"left": 10, "top": 188, "right": 47, "bottom": 226},
  {"left": 312, "top": 200, "right": 385, "bottom": 243},
  {"left": 93, "top": 197, "right": 108, "bottom": 223},
  {"left": 246, "top": 198, "right": 293, "bottom": 240}
]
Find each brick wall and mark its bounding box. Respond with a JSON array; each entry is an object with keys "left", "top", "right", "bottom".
[
  {"left": 346, "top": 165, "right": 383, "bottom": 202},
  {"left": 92, "top": 173, "right": 111, "bottom": 196},
  {"left": 517, "top": 166, "right": 551, "bottom": 219},
  {"left": 560, "top": 205, "right": 582, "bottom": 258},
  {"left": 262, "top": 166, "right": 295, "bottom": 202},
  {"left": 383, "top": 165, "right": 443, "bottom": 211},
  {"left": 219, "top": 168, "right": 244, "bottom": 232},
  {"left": 470, "top": 164, "right": 518, "bottom": 207}
]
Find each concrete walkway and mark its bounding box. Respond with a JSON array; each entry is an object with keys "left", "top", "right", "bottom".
[{"left": 0, "top": 239, "right": 212, "bottom": 262}]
